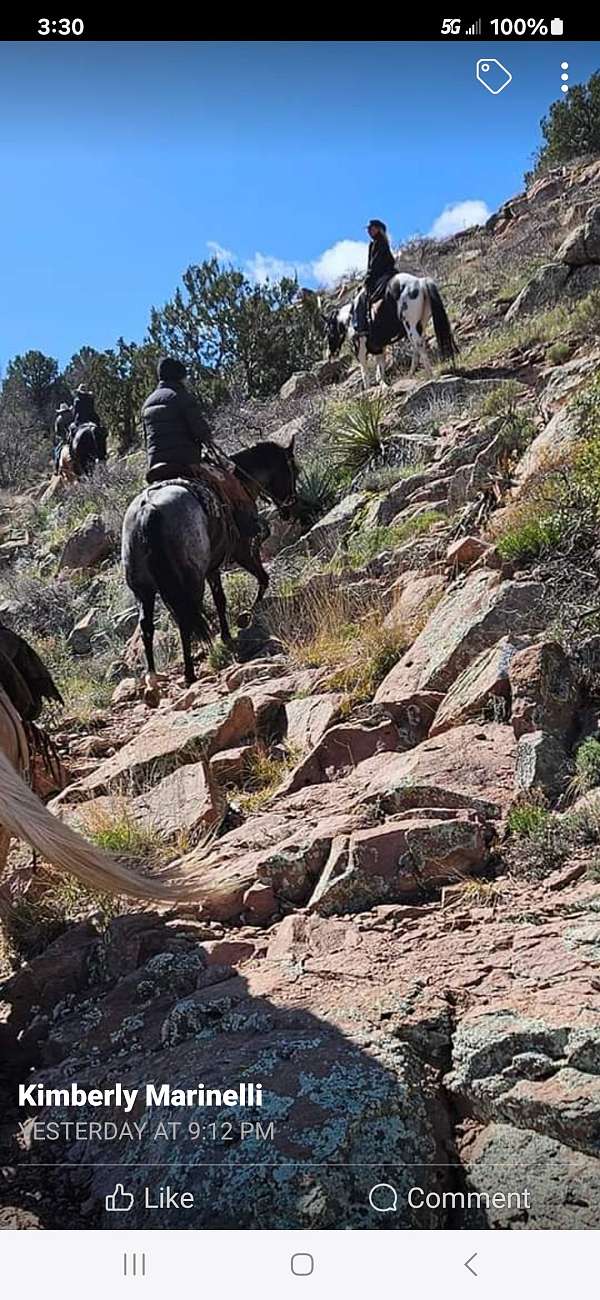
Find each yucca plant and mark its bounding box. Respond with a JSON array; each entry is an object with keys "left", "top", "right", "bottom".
[
  {"left": 328, "top": 394, "right": 389, "bottom": 477},
  {"left": 294, "top": 458, "right": 340, "bottom": 526}
]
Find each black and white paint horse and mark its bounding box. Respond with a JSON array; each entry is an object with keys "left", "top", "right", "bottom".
[
  {"left": 122, "top": 439, "right": 298, "bottom": 690},
  {"left": 325, "top": 274, "right": 458, "bottom": 388}
]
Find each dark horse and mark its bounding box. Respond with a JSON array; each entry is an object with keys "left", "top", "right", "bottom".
[
  {"left": 122, "top": 437, "right": 298, "bottom": 687},
  {"left": 58, "top": 423, "right": 108, "bottom": 480}
]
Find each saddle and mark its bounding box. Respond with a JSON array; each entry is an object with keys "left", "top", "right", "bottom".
[{"left": 145, "top": 462, "right": 261, "bottom": 546}]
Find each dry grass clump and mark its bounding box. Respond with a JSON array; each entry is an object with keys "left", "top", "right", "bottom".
[{"left": 283, "top": 589, "right": 408, "bottom": 711}]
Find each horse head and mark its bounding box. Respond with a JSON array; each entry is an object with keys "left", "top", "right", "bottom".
[{"left": 232, "top": 436, "right": 299, "bottom": 521}]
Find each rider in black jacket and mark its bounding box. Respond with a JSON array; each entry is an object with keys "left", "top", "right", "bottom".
[
  {"left": 354, "top": 219, "right": 396, "bottom": 335},
  {"left": 142, "top": 358, "right": 213, "bottom": 472}
]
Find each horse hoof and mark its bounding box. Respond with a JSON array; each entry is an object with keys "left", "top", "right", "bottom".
[{"left": 143, "top": 686, "right": 160, "bottom": 709}]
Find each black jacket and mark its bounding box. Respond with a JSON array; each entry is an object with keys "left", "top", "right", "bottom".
[
  {"left": 365, "top": 234, "right": 396, "bottom": 294},
  {"left": 73, "top": 392, "right": 100, "bottom": 426},
  {"left": 142, "top": 381, "right": 212, "bottom": 469}
]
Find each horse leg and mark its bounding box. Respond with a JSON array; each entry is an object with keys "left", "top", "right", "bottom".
[
  {"left": 207, "top": 571, "right": 234, "bottom": 646},
  {"left": 234, "top": 542, "right": 270, "bottom": 614},
  {"left": 179, "top": 620, "right": 197, "bottom": 687},
  {"left": 138, "top": 591, "right": 161, "bottom": 704},
  {"left": 357, "top": 335, "right": 370, "bottom": 390},
  {"left": 375, "top": 351, "right": 388, "bottom": 386}
]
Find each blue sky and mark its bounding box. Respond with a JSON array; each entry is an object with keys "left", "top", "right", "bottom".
[{"left": 1, "top": 39, "right": 599, "bottom": 366}]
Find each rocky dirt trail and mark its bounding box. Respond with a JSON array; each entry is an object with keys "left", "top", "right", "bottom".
[{"left": 2, "top": 158, "right": 600, "bottom": 1228}]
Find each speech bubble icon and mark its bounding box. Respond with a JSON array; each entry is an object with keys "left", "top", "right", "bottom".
[
  {"left": 369, "top": 1183, "right": 398, "bottom": 1212},
  {"left": 476, "top": 58, "right": 513, "bottom": 95}
]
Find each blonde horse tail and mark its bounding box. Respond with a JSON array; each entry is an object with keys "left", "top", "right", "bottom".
[{"left": 0, "top": 749, "right": 205, "bottom": 904}]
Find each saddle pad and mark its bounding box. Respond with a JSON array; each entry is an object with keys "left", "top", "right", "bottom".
[{"left": 145, "top": 477, "right": 237, "bottom": 553}]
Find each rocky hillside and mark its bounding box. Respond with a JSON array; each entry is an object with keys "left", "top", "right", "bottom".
[{"left": 2, "top": 157, "right": 600, "bottom": 1230}]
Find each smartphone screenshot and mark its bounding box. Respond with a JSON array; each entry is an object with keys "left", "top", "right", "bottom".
[{"left": 1, "top": 17, "right": 599, "bottom": 1290}]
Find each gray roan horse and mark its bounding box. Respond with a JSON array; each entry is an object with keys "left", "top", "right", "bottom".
[
  {"left": 122, "top": 438, "right": 298, "bottom": 687},
  {"left": 325, "top": 273, "right": 458, "bottom": 388}
]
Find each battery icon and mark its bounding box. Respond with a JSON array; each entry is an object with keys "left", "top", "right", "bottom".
[{"left": 550, "top": 18, "right": 564, "bottom": 34}]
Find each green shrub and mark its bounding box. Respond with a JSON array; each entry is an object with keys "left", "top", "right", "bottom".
[
  {"left": 327, "top": 394, "right": 389, "bottom": 476},
  {"left": 572, "top": 737, "right": 600, "bottom": 796},
  {"left": 506, "top": 800, "right": 552, "bottom": 838},
  {"left": 338, "top": 510, "right": 444, "bottom": 569},
  {"left": 493, "top": 433, "right": 600, "bottom": 564},
  {"left": 570, "top": 289, "right": 600, "bottom": 337},
  {"left": 547, "top": 341, "right": 572, "bottom": 366},
  {"left": 294, "top": 457, "right": 340, "bottom": 526},
  {"left": 572, "top": 372, "right": 600, "bottom": 438}
]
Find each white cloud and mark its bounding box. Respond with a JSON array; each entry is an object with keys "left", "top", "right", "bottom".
[
  {"left": 208, "top": 236, "right": 369, "bottom": 289},
  {"left": 311, "top": 239, "right": 369, "bottom": 287},
  {"left": 207, "top": 240, "right": 235, "bottom": 262},
  {"left": 245, "top": 252, "right": 306, "bottom": 284},
  {"left": 429, "top": 200, "right": 491, "bottom": 239}
]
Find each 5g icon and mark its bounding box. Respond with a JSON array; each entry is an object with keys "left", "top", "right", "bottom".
[{"left": 441, "top": 18, "right": 462, "bottom": 35}]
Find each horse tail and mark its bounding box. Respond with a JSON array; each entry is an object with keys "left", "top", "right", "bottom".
[
  {"left": 0, "top": 748, "right": 202, "bottom": 902},
  {"left": 424, "top": 279, "right": 459, "bottom": 363},
  {"left": 142, "top": 502, "right": 212, "bottom": 644}
]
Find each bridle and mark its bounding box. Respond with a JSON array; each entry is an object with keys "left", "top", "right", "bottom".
[{"left": 232, "top": 460, "right": 298, "bottom": 518}]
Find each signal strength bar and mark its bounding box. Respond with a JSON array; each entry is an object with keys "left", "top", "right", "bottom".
[{"left": 466, "top": 18, "right": 482, "bottom": 35}]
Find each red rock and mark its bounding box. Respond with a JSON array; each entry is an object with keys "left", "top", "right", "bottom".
[
  {"left": 429, "top": 636, "right": 522, "bottom": 736},
  {"left": 111, "top": 677, "right": 138, "bottom": 705},
  {"left": 383, "top": 571, "right": 446, "bottom": 634},
  {"left": 508, "top": 641, "right": 578, "bottom": 740},
  {"left": 202, "top": 939, "right": 257, "bottom": 966},
  {"left": 375, "top": 571, "right": 545, "bottom": 710},
  {"left": 242, "top": 881, "right": 278, "bottom": 923},
  {"left": 58, "top": 515, "right": 114, "bottom": 572},
  {"left": 224, "top": 657, "right": 289, "bottom": 692},
  {"left": 282, "top": 719, "right": 399, "bottom": 794},
  {"left": 54, "top": 694, "right": 256, "bottom": 803},
  {"left": 357, "top": 722, "right": 518, "bottom": 819},
  {"left": 309, "top": 813, "right": 488, "bottom": 915},
  {"left": 445, "top": 536, "right": 490, "bottom": 569},
  {"left": 210, "top": 744, "right": 257, "bottom": 785},
  {"left": 285, "top": 693, "right": 344, "bottom": 752}
]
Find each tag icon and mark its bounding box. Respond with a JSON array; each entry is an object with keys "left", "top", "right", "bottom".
[
  {"left": 476, "top": 58, "right": 513, "bottom": 95},
  {"left": 105, "top": 1183, "right": 135, "bottom": 1213}
]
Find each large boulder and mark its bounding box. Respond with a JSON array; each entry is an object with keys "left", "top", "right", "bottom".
[
  {"left": 279, "top": 370, "right": 320, "bottom": 400},
  {"left": 71, "top": 759, "right": 223, "bottom": 845},
  {"left": 447, "top": 1011, "right": 600, "bottom": 1155},
  {"left": 67, "top": 608, "right": 99, "bottom": 655},
  {"left": 510, "top": 404, "right": 581, "bottom": 493},
  {"left": 58, "top": 515, "right": 114, "bottom": 573},
  {"left": 430, "top": 636, "right": 522, "bottom": 737},
  {"left": 285, "top": 693, "right": 344, "bottom": 753},
  {"left": 54, "top": 695, "right": 256, "bottom": 803},
  {"left": 309, "top": 813, "right": 488, "bottom": 916},
  {"left": 383, "top": 571, "right": 446, "bottom": 634},
  {"left": 302, "top": 492, "right": 369, "bottom": 557},
  {"left": 557, "top": 203, "right": 600, "bottom": 266},
  {"left": 375, "top": 571, "right": 545, "bottom": 716},
  {"left": 283, "top": 719, "right": 399, "bottom": 794},
  {"left": 514, "top": 730, "right": 572, "bottom": 801},
  {"left": 357, "top": 722, "right": 518, "bottom": 819},
  {"left": 463, "top": 1123, "right": 600, "bottom": 1229},
  {"left": 506, "top": 262, "right": 600, "bottom": 320},
  {"left": 509, "top": 641, "right": 579, "bottom": 741}
]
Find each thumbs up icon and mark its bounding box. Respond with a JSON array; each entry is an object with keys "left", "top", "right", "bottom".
[{"left": 105, "top": 1183, "right": 135, "bottom": 1213}]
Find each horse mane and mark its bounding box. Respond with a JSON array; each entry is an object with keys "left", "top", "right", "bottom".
[{"left": 232, "top": 441, "right": 290, "bottom": 474}]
